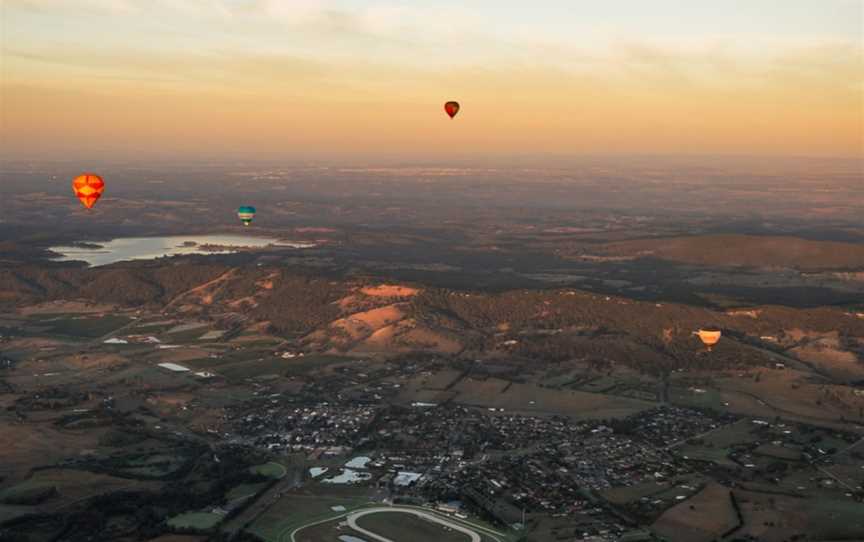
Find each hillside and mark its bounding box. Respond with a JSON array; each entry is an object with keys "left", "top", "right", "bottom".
[{"left": 2, "top": 263, "right": 863, "bottom": 378}]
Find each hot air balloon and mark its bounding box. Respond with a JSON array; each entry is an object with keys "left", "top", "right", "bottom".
[
  {"left": 237, "top": 206, "right": 256, "bottom": 226},
  {"left": 695, "top": 329, "right": 722, "bottom": 351},
  {"left": 72, "top": 173, "right": 105, "bottom": 209},
  {"left": 444, "top": 101, "right": 460, "bottom": 119}
]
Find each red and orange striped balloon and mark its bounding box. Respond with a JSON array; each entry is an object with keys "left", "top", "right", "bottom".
[{"left": 72, "top": 173, "right": 105, "bottom": 209}]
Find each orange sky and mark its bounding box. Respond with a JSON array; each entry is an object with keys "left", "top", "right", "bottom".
[{"left": 2, "top": 1, "right": 862, "bottom": 160}]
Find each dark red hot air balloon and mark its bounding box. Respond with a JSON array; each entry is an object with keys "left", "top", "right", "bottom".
[{"left": 444, "top": 101, "right": 460, "bottom": 119}]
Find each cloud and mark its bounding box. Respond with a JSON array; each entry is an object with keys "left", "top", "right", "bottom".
[
  {"left": 6, "top": 0, "right": 137, "bottom": 13},
  {"left": 4, "top": 46, "right": 332, "bottom": 89}
]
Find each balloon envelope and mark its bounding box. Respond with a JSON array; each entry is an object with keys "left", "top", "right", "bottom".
[
  {"left": 444, "top": 101, "right": 460, "bottom": 119},
  {"left": 72, "top": 173, "right": 105, "bottom": 209},
  {"left": 237, "top": 206, "right": 256, "bottom": 226},
  {"left": 696, "top": 329, "right": 722, "bottom": 349}
]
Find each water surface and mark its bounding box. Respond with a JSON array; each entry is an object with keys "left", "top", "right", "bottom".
[{"left": 51, "top": 235, "right": 313, "bottom": 266}]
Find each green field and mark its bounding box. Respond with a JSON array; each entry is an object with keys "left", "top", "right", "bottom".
[
  {"left": 250, "top": 462, "right": 286, "bottom": 480},
  {"left": 247, "top": 487, "right": 373, "bottom": 541},
  {"left": 167, "top": 511, "right": 224, "bottom": 530},
  {"left": 356, "top": 512, "right": 474, "bottom": 542},
  {"left": 98, "top": 365, "right": 197, "bottom": 388},
  {"left": 116, "top": 452, "right": 187, "bottom": 478},
  {"left": 226, "top": 482, "right": 269, "bottom": 502},
  {"left": 36, "top": 315, "right": 131, "bottom": 339},
  {"left": 754, "top": 443, "right": 803, "bottom": 461},
  {"left": 690, "top": 419, "right": 759, "bottom": 448},
  {"left": 676, "top": 445, "right": 738, "bottom": 467},
  {"left": 669, "top": 419, "right": 758, "bottom": 468},
  {"left": 163, "top": 324, "right": 212, "bottom": 343}
]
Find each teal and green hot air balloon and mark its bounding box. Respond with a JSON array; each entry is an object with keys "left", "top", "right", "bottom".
[{"left": 237, "top": 206, "right": 256, "bottom": 226}]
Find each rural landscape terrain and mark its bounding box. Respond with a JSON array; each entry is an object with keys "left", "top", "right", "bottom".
[{"left": 1, "top": 158, "right": 863, "bottom": 542}]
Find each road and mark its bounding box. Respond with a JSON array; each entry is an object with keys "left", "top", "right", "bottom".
[
  {"left": 224, "top": 464, "right": 303, "bottom": 536},
  {"left": 346, "top": 508, "right": 481, "bottom": 542}
]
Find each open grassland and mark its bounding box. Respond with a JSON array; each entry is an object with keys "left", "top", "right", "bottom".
[
  {"left": 714, "top": 369, "right": 864, "bottom": 428},
  {"left": 395, "top": 378, "right": 658, "bottom": 419},
  {"left": 451, "top": 380, "right": 657, "bottom": 419},
  {"left": 669, "top": 385, "right": 726, "bottom": 411},
  {"left": 0, "top": 468, "right": 158, "bottom": 509},
  {"left": 0, "top": 422, "right": 108, "bottom": 484},
  {"left": 651, "top": 483, "right": 739, "bottom": 542},
  {"left": 17, "top": 302, "right": 119, "bottom": 316},
  {"left": 736, "top": 490, "right": 864, "bottom": 542}
]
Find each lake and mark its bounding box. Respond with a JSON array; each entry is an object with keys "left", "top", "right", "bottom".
[{"left": 50, "top": 235, "right": 314, "bottom": 267}]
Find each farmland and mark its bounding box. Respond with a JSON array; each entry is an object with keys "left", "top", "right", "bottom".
[{"left": 1, "top": 247, "right": 863, "bottom": 542}]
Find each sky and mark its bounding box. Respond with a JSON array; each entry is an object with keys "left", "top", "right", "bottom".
[{"left": 1, "top": 0, "right": 862, "bottom": 160}]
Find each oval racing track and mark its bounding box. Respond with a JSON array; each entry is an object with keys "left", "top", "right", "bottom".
[
  {"left": 286, "top": 505, "right": 504, "bottom": 542},
  {"left": 346, "top": 507, "right": 482, "bottom": 542}
]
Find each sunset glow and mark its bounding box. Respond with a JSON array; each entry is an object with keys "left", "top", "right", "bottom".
[{"left": 2, "top": 0, "right": 862, "bottom": 159}]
